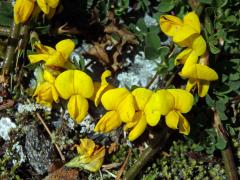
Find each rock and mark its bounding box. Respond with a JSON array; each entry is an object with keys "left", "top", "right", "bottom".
[{"left": 25, "top": 125, "right": 57, "bottom": 175}]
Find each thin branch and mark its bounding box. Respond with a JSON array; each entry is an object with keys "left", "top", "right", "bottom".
[
  {"left": 145, "top": 72, "right": 158, "bottom": 89},
  {"left": 115, "top": 149, "right": 132, "bottom": 180},
  {"left": 2, "top": 22, "right": 20, "bottom": 76},
  {"left": 124, "top": 127, "right": 172, "bottom": 180},
  {"left": 213, "top": 110, "right": 238, "bottom": 180},
  {"left": 36, "top": 112, "right": 66, "bottom": 162}
]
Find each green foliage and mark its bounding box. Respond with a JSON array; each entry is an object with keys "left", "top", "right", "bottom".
[{"left": 0, "top": 1, "right": 13, "bottom": 26}]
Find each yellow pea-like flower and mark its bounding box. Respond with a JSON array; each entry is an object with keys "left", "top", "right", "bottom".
[
  {"left": 124, "top": 88, "right": 152, "bottom": 141},
  {"left": 14, "top": 0, "right": 59, "bottom": 24},
  {"left": 94, "top": 88, "right": 135, "bottom": 133},
  {"left": 164, "top": 89, "right": 194, "bottom": 135},
  {"left": 33, "top": 70, "right": 59, "bottom": 107},
  {"left": 91, "top": 70, "right": 113, "bottom": 107},
  {"left": 179, "top": 64, "right": 218, "bottom": 97},
  {"left": 28, "top": 39, "right": 75, "bottom": 68},
  {"left": 55, "top": 70, "right": 94, "bottom": 123},
  {"left": 160, "top": 11, "right": 206, "bottom": 58},
  {"left": 14, "top": 0, "right": 35, "bottom": 24},
  {"left": 65, "top": 138, "right": 105, "bottom": 172}
]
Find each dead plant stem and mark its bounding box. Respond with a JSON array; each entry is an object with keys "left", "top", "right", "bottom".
[{"left": 36, "top": 112, "right": 66, "bottom": 162}]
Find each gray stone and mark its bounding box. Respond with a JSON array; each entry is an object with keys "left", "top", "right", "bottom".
[{"left": 25, "top": 125, "right": 56, "bottom": 175}]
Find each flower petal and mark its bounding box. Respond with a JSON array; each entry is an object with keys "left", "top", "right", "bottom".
[
  {"left": 186, "top": 78, "right": 197, "bottom": 92},
  {"left": 101, "top": 88, "right": 129, "bottom": 110},
  {"left": 178, "top": 112, "right": 190, "bottom": 135},
  {"left": 37, "top": 0, "right": 49, "bottom": 14},
  {"left": 28, "top": 54, "right": 49, "bottom": 64},
  {"left": 67, "top": 95, "right": 88, "bottom": 123},
  {"left": 167, "top": 89, "right": 194, "bottom": 113},
  {"left": 197, "top": 80, "right": 210, "bottom": 97},
  {"left": 132, "top": 88, "right": 153, "bottom": 110},
  {"left": 175, "top": 48, "right": 192, "bottom": 65},
  {"left": 94, "top": 70, "right": 112, "bottom": 106},
  {"left": 183, "top": 12, "right": 201, "bottom": 34},
  {"left": 117, "top": 94, "right": 135, "bottom": 122},
  {"left": 43, "top": 70, "right": 55, "bottom": 83},
  {"left": 47, "top": 0, "right": 59, "bottom": 8},
  {"left": 55, "top": 70, "right": 94, "bottom": 99},
  {"left": 128, "top": 112, "right": 147, "bottom": 141},
  {"left": 165, "top": 110, "right": 179, "bottom": 130},
  {"left": 173, "top": 25, "right": 198, "bottom": 45},
  {"left": 55, "top": 39, "right": 75, "bottom": 60},
  {"left": 144, "top": 90, "right": 174, "bottom": 126},
  {"left": 94, "top": 111, "right": 122, "bottom": 133},
  {"left": 51, "top": 86, "right": 59, "bottom": 102},
  {"left": 160, "top": 15, "right": 183, "bottom": 36},
  {"left": 180, "top": 64, "right": 218, "bottom": 81},
  {"left": 77, "top": 138, "right": 96, "bottom": 155},
  {"left": 191, "top": 35, "right": 206, "bottom": 56},
  {"left": 14, "top": 0, "right": 35, "bottom": 24}
]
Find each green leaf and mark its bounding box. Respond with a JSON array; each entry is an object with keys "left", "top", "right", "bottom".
[
  {"left": 209, "top": 43, "right": 221, "bottom": 54},
  {"left": 215, "top": 136, "right": 227, "bottom": 150},
  {"left": 144, "top": 46, "right": 159, "bottom": 60},
  {"left": 206, "top": 94, "right": 215, "bottom": 107},
  {"left": 145, "top": 31, "right": 161, "bottom": 48},
  {"left": 156, "top": 0, "right": 175, "bottom": 13},
  {"left": 199, "top": 0, "right": 213, "bottom": 4},
  {"left": 0, "top": 1, "right": 13, "bottom": 26}
]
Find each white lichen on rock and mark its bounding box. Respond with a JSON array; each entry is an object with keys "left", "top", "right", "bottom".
[
  {"left": 117, "top": 52, "right": 160, "bottom": 89},
  {"left": 17, "top": 103, "right": 50, "bottom": 114},
  {"left": 0, "top": 117, "right": 16, "bottom": 140}
]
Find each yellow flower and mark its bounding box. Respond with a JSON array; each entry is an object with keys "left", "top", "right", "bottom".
[
  {"left": 14, "top": 0, "right": 59, "bottom": 24},
  {"left": 144, "top": 89, "right": 174, "bottom": 126},
  {"left": 28, "top": 39, "right": 75, "bottom": 68},
  {"left": 179, "top": 64, "right": 218, "bottom": 97},
  {"left": 124, "top": 88, "right": 153, "bottom": 141},
  {"left": 33, "top": 70, "right": 59, "bottom": 107},
  {"left": 165, "top": 89, "right": 194, "bottom": 135},
  {"left": 55, "top": 70, "right": 94, "bottom": 123},
  {"left": 14, "top": 0, "right": 35, "bottom": 24},
  {"left": 65, "top": 138, "right": 105, "bottom": 172},
  {"left": 160, "top": 12, "right": 206, "bottom": 56},
  {"left": 91, "top": 70, "right": 113, "bottom": 107},
  {"left": 36, "top": 0, "right": 59, "bottom": 15},
  {"left": 94, "top": 88, "right": 135, "bottom": 133}
]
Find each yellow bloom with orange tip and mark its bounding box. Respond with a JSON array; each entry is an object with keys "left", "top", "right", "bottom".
[
  {"left": 179, "top": 64, "right": 218, "bottom": 97},
  {"left": 92, "top": 70, "right": 113, "bottom": 107},
  {"left": 28, "top": 39, "right": 75, "bottom": 68},
  {"left": 65, "top": 138, "right": 105, "bottom": 172},
  {"left": 14, "top": 0, "right": 59, "bottom": 24},
  {"left": 55, "top": 70, "right": 94, "bottom": 123},
  {"left": 33, "top": 70, "right": 59, "bottom": 107},
  {"left": 94, "top": 88, "right": 135, "bottom": 133},
  {"left": 165, "top": 89, "right": 194, "bottom": 135},
  {"left": 124, "top": 88, "right": 153, "bottom": 141}
]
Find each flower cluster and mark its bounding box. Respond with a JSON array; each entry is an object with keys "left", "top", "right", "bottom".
[
  {"left": 160, "top": 11, "right": 218, "bottom": 97},
  {"left": 14, "top": 0, "right": 59, "bottom": 24},
  {"left": 94, "top": 87, "right": 194, "bottom": 141}
]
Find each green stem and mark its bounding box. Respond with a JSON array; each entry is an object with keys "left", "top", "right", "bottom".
[
  {"left": 2, "top": 22, "right": 20, "bottom": 75},
  {"left": 213, "top": 110, "right": 238, "bottom": 180},
  {"left": 124, "top": 128, "right": 172, "bottom": 180}
]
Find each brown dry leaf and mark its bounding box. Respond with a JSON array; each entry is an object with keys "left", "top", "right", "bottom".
[
  {"left": 102, "top": 163, "right": 122, "bottom": 170},
  {"left": 0, "top": 99, "right": 14, "bottom": 110},
  {"left": 43, "top": 166, "right": 79, "bottom": 180},
  {"left": 87, "top": 42, "right": 110, "bottom": 65},
  {"left": 108, "top": 142, "right": 119, "bottom": 154}
]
